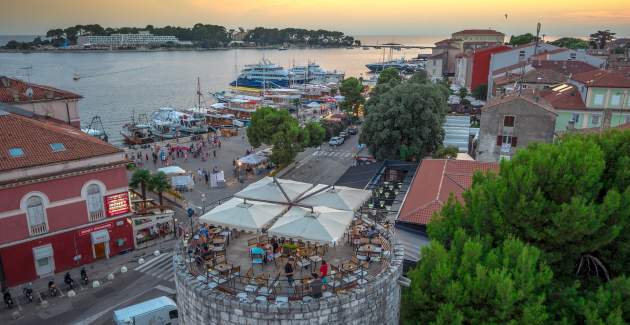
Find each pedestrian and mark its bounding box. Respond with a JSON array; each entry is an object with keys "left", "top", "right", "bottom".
[
  {"left": 218, "top": 140, "right": 221, "bottom": 148},
  {"left": 320, "top": 260, "right": 329, "bottom": 284},
  {"left": 145, "top": 153, "right": 149, "bottom": 161},
  {"left": 285, "top": 260, "right": 295, "bottom": 291},
  {"left": 213, "top": 149, "right": 216, "bottom": 158},
  {"left": 309, "top": 273, "right": 323, "bottom": 298},
  {"left": 204, "top": 172, "right": 209, "bottom": 185}
]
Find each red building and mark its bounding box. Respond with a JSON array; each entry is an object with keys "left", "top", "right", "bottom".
[
  {"left": 470, "top": 45, "right": 511, "bottom": 91},
  {"left": 0, "top": 108, "right": 133, "bottom": 287}
]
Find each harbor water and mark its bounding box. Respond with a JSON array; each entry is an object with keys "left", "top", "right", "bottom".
[{"left": 0, "top": 36, "right": 438, "bottom": 145}]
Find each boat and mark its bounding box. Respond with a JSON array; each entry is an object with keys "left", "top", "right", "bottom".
[
  {"left": 121, "top": 113, "right": 154, "bottom": 145},
  {"left": 73, "top": 73, "right": 81, "bottom": 81},
  {"left": 289, "top": 62, "right": 344, "bottom": 84},
  {"left": 82, "top": 116, "right": 108, "bottom": 142},
  {"left": 365, "top": 58, "right": 420, "bottom": 73},
  {"left": 362, "top": 46, "right": 370, "bottom": 50},
  {"left": 230, "top": 59, "right": 292, "bottom": 89},
  {"left": 278, "top": 46, "right": 288, "bottom": 51}
]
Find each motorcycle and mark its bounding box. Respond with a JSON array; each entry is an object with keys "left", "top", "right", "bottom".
[
  {"left": 80, "top": 268, "right": 88, "bottom": 286},
  {"left": 3, "top": 290, "right": 14, "bottom": 309},
  {"left": 64, "top": 272, "right": 74, "bottom": 290},
  {"left": 48, "top": 280, "right": 58, "bottom": 297},
  {"left": 22, "top": 284, "right": 33, "bottom": 303}
]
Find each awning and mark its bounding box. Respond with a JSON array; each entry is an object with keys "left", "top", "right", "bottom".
[{"left": 91, "top": 230, "right": 110, "bottom": 244}]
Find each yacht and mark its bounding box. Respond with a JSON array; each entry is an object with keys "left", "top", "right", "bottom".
[
  {"left": 289, "top": 62, "right": 344, "bottom": 84},
  {"left": 230, "top": 59, "right": 291, "bottom": 89},
  {"left": 365, "top": 58, "right": 420, "bottom": 73}
]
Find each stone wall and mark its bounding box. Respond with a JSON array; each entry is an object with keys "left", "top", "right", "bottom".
[{"left": 174, "top": 244, "right": 405, "bottom": 325}]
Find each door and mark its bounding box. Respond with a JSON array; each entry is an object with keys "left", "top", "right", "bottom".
[
  {"left": 36, "top": 256, "right": 54, "bottom": 275},
  {"left": 94, "top": 243, "right": 106, "bottom": 259}
]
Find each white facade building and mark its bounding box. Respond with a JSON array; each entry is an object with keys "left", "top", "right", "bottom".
[{"left": 78, "top": 31, "right": 189, "bottom": 47}]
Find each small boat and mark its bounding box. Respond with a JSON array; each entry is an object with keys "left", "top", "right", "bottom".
[
  {"left": 278, "top": 46, "right": 288, "bottom": 51},
  {"left": 121, "top": 113, "right": 153, "bottom": 144},
  {"left": 346, "top": 46, "right": 354, "bottom": 49},
  {"left": 362, "top": 46, "right": 370, "bottom": 50},
  {"left": 73, "top": 73, "right": 81, "bottom": 81}
]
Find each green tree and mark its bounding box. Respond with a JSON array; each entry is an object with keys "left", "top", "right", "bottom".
[
  {"left": 130, "top": 168, "right": 152, "bottom": 211},
  {"left": 509, "top": 33, "right": 537, "bottom": 46},
  {"left": 376, "top": 67, "right": 401, "bottom": 85},
  {"left": 472, "top": 84, "right": 488, "bottom": 100},
  {"left": 360, "top": 78, "right": 448, "bottom": 160},
  {"left": 590, "top": 30, "right": 616, "bottom": 49},
  {"left": 549, "top": 37, "right": 590, "bottom": 49},
  {"left": 401, "top": 230, "right": 553, "bottom": 325},
  {"left": 458, "top": 87, "right": 468, "bottom": 100},
  {"left": 304, "top": 122, "right": 325, "bottom": 147},
  {"left": 339, "top": 77, "right": 365, "bottom": 116},
  {"left": 149, "top": 171, "right": 171, "bottom": 211},
  {"left": 433, "top": 145, "right": 459, "bottom": 159}
]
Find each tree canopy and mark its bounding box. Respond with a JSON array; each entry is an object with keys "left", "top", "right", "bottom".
[
  {"left": 360, "top": 73, "right": 448, "bottom": 160},
  {"left": 339, "top": 77, "right": 365, "bottom": 116},
  {"left": 549, "top": 37, "right": 590, "bottom": 49},
  {"left": 509, "top": 33, "right": 537, "bottom": 46},
  {"left": 408, "top": 130, "right": 630, "bottom": 324},
  {"left": 246, "top": 107, "right": 324, "bottom": 166},
  {"left": 377, "top": 67, "right": 401, "bottom": 85},
  {"left": 590, "top": 30, "right": 616, "bottom": 49}
]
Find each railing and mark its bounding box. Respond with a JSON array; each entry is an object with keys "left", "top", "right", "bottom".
[
  {"left": 29, "top": 223, "right": 48, "bottom": 236},
  {"left": 88, "top": 210, "right": 105, "bottom": 222}
]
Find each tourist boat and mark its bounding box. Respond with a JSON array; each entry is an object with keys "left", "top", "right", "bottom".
[
  {"left": 230, "top": 59, "right": 292, "bottom": 89},
  {"left": 289, "top": 62, "right": 344, "bottom": 84},
  {"left": 121, "top": 121, "right": 153, "bottom": 144}
]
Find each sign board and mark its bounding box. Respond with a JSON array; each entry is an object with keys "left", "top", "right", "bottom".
[
  {"left": 105, "top": 192, "right": 131, "bottom": 217},
  {"left": 79, "top": 222, "right": 113, "bottom": 236}
]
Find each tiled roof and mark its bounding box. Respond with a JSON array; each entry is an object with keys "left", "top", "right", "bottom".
[
  {"left": 492, "top": 61, "right": 529, "bottom": 75},
  {"left": 0, "top": 76, "right": 82, "bottom": 104},
  {"left": 0, "top": 111, "right": 122, "bottom": 172},
  {"left": 531, "top": 60, "right": 598, "bottom": 75},
  {"left": 571, "top": 69, "right": 630, "bottom": 88},
  {"left": 453, "top": 29, "right": 505, "bottom": 36},
  {"left": 398, "top": 159, "right": 498, "bottom": 225},
  {"left": 482, "top": 92, "right": 557, "bottom": 115},
  {"left": 540, "top": 83, "right": 586, "bottom": 110}
]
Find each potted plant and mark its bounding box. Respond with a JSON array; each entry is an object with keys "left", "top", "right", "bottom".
[{"left": 282, "top": 242, "right": 298, "bottom": 255}]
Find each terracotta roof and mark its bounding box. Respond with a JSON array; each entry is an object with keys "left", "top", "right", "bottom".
[
  {"left": 540, "top": 83, "right": 586, "bottom": 110},
  {"left": 571, "top": 69, "right": 630, "bottom": 88},
  {"left": 492, "top": 61, "right": 529, "bottom": 75},
  {"left": 453, "top": 29, "right": 505, "bottom": 36},
  {"left": 0, "top": 110, "right": 122, "bottom": 172},
  {"left": 531, "top": 60, "right": 598, "bottom": 75},
  {"left": 398, "top": 159, "right": 499, "bottom": 225},
  {"left": 0, "top": 76, "right": 82, "bottom": 104},
  {"left": 482, "top": 92, "right": 557, "bottom": 115}
]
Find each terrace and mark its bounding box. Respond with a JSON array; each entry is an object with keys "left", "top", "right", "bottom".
[{"left": 177, "top": 176, "right": 396, "bottom": 303}]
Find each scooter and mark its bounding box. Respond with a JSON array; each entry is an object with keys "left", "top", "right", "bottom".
[
  {"left": 23, "top": 284, "right": 33, "bottom": 303},
  {"left": 3, "top": 290, "right": 14, "bottom": 309},
  {"left": 48, "top": 280, "right": 59, "bottom": 297},
  {"left": 64, "top": 272, "right": 74, "bottom": 290},
  {"left": 80, "top": 268, "right": 89, "bottom": 286}
]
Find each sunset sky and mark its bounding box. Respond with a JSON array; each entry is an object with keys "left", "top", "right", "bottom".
[{"left": 2, "top": 0, "right": 629, "bottom": 37}]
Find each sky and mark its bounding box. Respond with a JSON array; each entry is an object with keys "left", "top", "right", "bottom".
[{"left": 1, "top": 0, "right": 629, "bottom": 37}]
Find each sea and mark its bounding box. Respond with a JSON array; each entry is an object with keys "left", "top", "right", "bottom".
[{"left": 0, "top": 35, "right": 442, "bottom": 145}]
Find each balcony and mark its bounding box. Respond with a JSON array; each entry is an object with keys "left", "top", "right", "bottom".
[
  {"left": 89, "top": 210, "right": 106, "bottom": 222},
  {"left": 29, "top": 223, "right": 48, "bottom": 236}
]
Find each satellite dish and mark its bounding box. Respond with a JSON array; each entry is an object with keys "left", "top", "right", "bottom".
[{"left": 25, "top": 87, "right": 33, "bottom": 98}]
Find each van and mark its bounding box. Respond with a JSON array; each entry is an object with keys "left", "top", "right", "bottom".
[{"left": 113, "top": 296, "right": 178, "bottom": 325}]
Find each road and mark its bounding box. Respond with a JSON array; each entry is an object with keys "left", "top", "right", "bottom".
[{"left": 2, "top": 132, "right": 359, "bottom": 325}]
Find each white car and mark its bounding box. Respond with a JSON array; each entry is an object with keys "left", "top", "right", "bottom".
[{"left": 328, "top": 136, "right": 344, "bottom": 146}]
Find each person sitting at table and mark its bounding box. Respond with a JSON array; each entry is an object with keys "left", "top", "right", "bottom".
[
  {"left": 309, "top": 273, "right": 324, "bottom": 299},
  {"left": 367, "top": 225, "right": 379, "bottom": 238},
  {"left": 319, "top": 260, "right": 329, "bottom": 284},
  {"left": 265, "top": 245, "right": 274, "bottom": 263}
]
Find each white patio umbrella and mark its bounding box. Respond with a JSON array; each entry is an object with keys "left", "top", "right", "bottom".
[
  {"left": 267, "top": 206, "right": 354, "bottom": 245},
  {"left": 298, "top": 184, "right": 371, "bottom": 211},
  {"left": 198, "top": 198, "right": 286, "bottom": 233},
  {"left": 157, "top": 166, "right": 186, "bottom": 175},
  {"left": 234, "top": 177, "right": 312, "bottom": 203}
]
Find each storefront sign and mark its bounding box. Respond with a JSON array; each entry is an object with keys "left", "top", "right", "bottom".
[
  {"left": 105, "top": 192, "right": 131, "bottom": 217},
  {"left": 79, "top": 222, "right": 113, "bottom": 236}
]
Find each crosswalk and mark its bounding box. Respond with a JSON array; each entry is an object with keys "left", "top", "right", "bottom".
[
  {"left": 133, "top": 252, "right": 175, "bottom": 282},
  {"left": 312, "top": 150, "right": 354, "bottom": 158}
]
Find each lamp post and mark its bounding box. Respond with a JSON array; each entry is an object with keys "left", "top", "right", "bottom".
[
  {"left": 237, "top": 161, "right": 242, "bottom": 183},
  {"left": 201, "top": 193, "right": 206, "bottom": 214},
  {"left": 187, "top": 207, "right": 195, "bottom": 239}
]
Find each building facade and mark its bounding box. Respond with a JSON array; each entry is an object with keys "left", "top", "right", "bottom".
[
  {"left": 78, "top": 31, "right": 189, "bottom": 47},
  {"left": 0, "top": 110, "right": 133, "bottom": 287},
  {"left": 451, "top": 29, "right": 505, "bottom": 50},
  {"left": 0, "top": 76, "right": 82, "bottom": 128},
  {"left": 477, "top": 95, "right": 557, "bottom": 162}
]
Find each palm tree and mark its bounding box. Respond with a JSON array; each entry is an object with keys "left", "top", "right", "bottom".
[
  {"left": 149, "top": 171, "right": 171, "bottom": 212},
  {"left": 130, "top": 169, "right": 152, "bottom": 211}
]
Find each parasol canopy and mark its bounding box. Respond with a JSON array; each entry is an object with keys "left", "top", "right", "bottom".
[
  {"left": 199, "top": 198, "right": 285, "bottom": 233},
  {"left": 298, "top": 185, "right": 371, "bottom": 211},
  {"left": 267, "top": 206, "right": 353, "bottom": 244},
  {"left": 234, "top": 177, "right": 312, "bottom": 203}
]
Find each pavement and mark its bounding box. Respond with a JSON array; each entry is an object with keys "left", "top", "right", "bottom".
[{"left": 0, "top": 125, "right": 360, "bottom": 324}]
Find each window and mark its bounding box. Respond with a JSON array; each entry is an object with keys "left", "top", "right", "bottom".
[
  {"left": 518, "top": 50, "right": 526, "bottom": 61},
  {"left": 50, "top": 143, "right": 66, "bottom": 152},
  {"left": 593, "top": 94, "right": 605, "bottom": 106},
  {"left": 86, "top": 184, "right": 105, "bottom": 221},
  {"left": 624, "top": 115, "right": 630, "bottom": 124},
  {"left": 8, "top": 147, "right": 24, "bottom": 157},
  {"left": 169, "top": 310, "right": 179, "bottom": 319},
  {"left": 591, "top": 114, "right": 601, "bottom": 125},
  {"left": 572, "top": 113, "right": 581, "bottom": 123},
  {"left": 610, "top": 94, "right": 622, "bottom": 107},
  {"left": 569, "top": 52, "right": 577, "bottom": 60},
  {"left": 503, "top": 116, "right": 515, "bottom": 127},
  {"left": 26, "top": 196, "right": 48, "bottom": 235}
]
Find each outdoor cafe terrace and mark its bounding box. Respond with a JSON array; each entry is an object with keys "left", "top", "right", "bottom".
[{"left": 177, "top": 177, "right": 398, "bottom": 303}]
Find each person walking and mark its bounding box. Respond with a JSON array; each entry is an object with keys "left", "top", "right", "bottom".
[
  {"left": 319, "top": 260, "right": 329, "bottom": 285},
  {"left": 285, "top": 260, "right": 295, "bottom": 293},
  {"left": 213, "top": 149, "right": 216, "bottom": 158}
]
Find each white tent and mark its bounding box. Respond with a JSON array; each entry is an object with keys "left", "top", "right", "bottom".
[
  {"left": 306, "top": 101, "right": 321, "bottom": 108},
  {"left": 234, "top": 177, "right": 312, "bottom": 203},
  {"left": 298, "top": 185, "right": 371, "bottom": 211},
  {"left": 199, "top": 198, "right": 286, "bottom": 233},
  {"left": 238, "top": 153, "right": 268, "bottom": 165},
  {"left": 267, "top": 206, "right": 353, "bottom": 244},
  {"left": 157, "top": 166, "right": 186, "bottom": 175}
]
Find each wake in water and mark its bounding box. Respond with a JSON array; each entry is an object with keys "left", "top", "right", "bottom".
[{"left": 74, "top": 65, "right": 151, "bottom": 80}]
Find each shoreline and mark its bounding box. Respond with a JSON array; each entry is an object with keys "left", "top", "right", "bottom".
[{"left": 0, "top": 46, "right": 357, "bottom": 54}]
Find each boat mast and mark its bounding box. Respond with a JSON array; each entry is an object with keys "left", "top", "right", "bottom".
[{"left": 197, "top": 77, "right": 202, "bottom": 108}]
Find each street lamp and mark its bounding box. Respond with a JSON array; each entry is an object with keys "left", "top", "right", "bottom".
[
  {"left": 237, "top": 161, "right": 242, "bottom": 183},
  {"left": 201, "top": 193, "right": 206, "bottom": 214}
]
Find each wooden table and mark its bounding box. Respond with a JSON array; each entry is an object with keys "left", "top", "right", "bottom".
[
  {"left": 209, "top": 228, "right": 222, "bottom": 234},
  {"left": 359, "top": 244, "right": 382, "bottom": 253},
  {"left": 214, "top": 263, "right": 232, "bottom": 275},
  {"left": 341, "top": 262, "right": 357, "bottom": 273},
  {"left": 212, "top": 238, "right": 226, "bottom": 245}
]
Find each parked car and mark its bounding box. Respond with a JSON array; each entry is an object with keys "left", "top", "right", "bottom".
[
  {"left": 113, "top": 296, "right": 178, "bottom": 325},
  {"left": 347, "top": 126, "right": 358, "bottom": 135},
  {"left": 339, "top": 131, "right": 348, "bottom": 139},
  {"left": 328, "top": 136, "right": 344, "bottom": 146}
]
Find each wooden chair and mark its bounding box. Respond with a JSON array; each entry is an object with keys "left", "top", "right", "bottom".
[
  {"left": 215, "top": 255, "right": 226, "bottom": 265},
  {"left": 255, "top": 273, "right": 270, "bottom": 287},
  {"left": 247, "top": 237, "right": 259, "bottom": 246}
]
